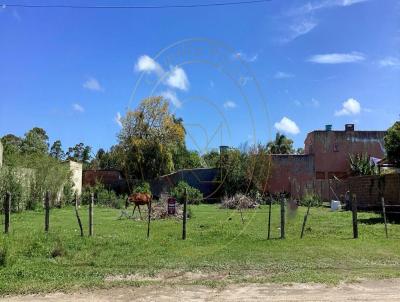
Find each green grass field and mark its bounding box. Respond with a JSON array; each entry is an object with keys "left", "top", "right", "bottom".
[{"left": 1, "top": 204, "right": 400, "bottom": 295}]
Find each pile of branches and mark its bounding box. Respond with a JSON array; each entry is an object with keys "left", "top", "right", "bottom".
[
  {"left": 220, "top": 194, "right": 259, "bottom": 210},
  {"left": 150, "top": 198, "right": 184, "bottom": 220}
]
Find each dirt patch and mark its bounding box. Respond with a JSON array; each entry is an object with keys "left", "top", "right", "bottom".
[
  {"left": 3, "top": 279, "right": 400, "bottom": 301},
  {"left": 105, "top": 270, "right": 231, "bottom": 283}
]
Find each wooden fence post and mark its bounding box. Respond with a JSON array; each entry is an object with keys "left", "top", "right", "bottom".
[
  {"left": 182, "top": 188, "right": 187, "bottom": 240},
  {"left": 147, "top": 199, "right": 152, "bottom": 239},
  {"left": 74, "top": 194, "right": 84, "bottom": 237},
  {"left": 280, "top": 197, "right": 285, "bottom": 239},
  {"left": 267, "top": 198, "right": 272, "bottom": 240},
  {"left": 45, "top": 191, "right": 50, "bottom": 233},
  {"left": 351, "top": 194, "right": 358, "bottom": 239},
  {"left": 381, "top": 196, "right": 388, "bottom": 239},
  {"left": 4, "top": 192, "right": 11, "bottom": 234},
  {"left": 300, "top": 203, "right": 311, "bottom": 239},
  {"left": 89, "top": 193, "right": 94, "bottom": 236}
]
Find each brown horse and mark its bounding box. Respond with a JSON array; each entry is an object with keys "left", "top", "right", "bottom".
[{"left": 126, "top": 193, "right": 152, "bottom": 219}]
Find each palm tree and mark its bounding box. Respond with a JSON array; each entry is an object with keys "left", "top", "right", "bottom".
[{"left": 266, "top": 133, "right": 294, "bottom": 154}]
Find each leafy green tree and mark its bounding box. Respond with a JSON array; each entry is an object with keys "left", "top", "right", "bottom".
[
  {"left": 266, "top": 133, "right": 294, "bottom": 154},
  {"left": 384, "top": 121, "right": 400, "bottom": 166},
  {"left": 172, "top": 145, "right": 203, "bottom": 170},
  {"left": 202, "top": 150, "right": 220, "bottom": 167},
  {"left": 296, "top": 147, "right": 304, "bottom": 155},
  {"left": 50, "top": 140, "right": 65, "bottom": 160},
  {"left": 349, "top": 153, "right": 378, "bottom": 176},
  {"left": 220, "top": 149, "right": 250, "bottom": 196},
  {"left": 170, "top": 181, "right": 203, "bottom": 205},
  {"left": 117, "top": 96, "right": 185, "bottom": 181},
  {"left": 246, "top": 144, "right": 272, "bottom": 193},
  {"left": 1, "top": 134, "right": 23, "bottom": 164},
  {"left": 21, "top": 127, "right": 49, "bottom": 155},
  {"left": 66, "top": 143, "right": 92, "bottom": 163}
]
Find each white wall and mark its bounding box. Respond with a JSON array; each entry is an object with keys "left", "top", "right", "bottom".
[{"left": 68, "top": 161, "right": 83, "bottom": 196}]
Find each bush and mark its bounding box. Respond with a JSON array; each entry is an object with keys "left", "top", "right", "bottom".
[
  {"left": 133, "top": 182, "right": 151, "bottom": 194},
  {"left": 81, "top": 182, "right": 126, "bottom": 209},
  {"left": 300, "top": 193, "right": 322, "bottom": 207},
  {"left": 170, "top": 181, "right": 203, "bottom": 205},
  {"left": 0, "top": 167, "right": 26, "bottom": 212}
]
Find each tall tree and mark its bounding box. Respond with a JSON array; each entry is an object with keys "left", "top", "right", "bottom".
[
  {"left": 21, "top": 127, "right": 49, "bottom": 155},
  {"left": 202, "top": 150, "right": 220, "bottom": 167},
  {"left": 266, "top": 133, "right": 294, "bottom": 154},
  {"left": 66, "top": 143, "right": 92, "bottom": 163},
  {"left": 118, "top": 96, "right": 185, "bottom": 181},
  {"left": 384, "top": 121, "right": 400, "bottom": 166},
  {"left": 1, "top": 134, "right": 23, "bottom": 162},
  {"left": 50, "top": 140, "right": 65, "bottom": 160}
]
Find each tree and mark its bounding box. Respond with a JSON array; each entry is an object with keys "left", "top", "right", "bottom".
[
  {"left": 66, "top": 143, "right": 92, "bottom": 163},
  {"left": 50, "top": 140, "right": 65, "bottom": 160},
  {"left": 172, "top": 145, "right": 203, "bottom": 170},
  {"left": 384, "top": 121, "right": 400, "bottom": 166},
  {"left": 349, "top": 153, "right": 378, "bottom": 176},
  {"left": 266, "top": 133, "right": 294, "bottom": 154},
  {"left": 247, "top": 144, "right": 272, "bottom": 193},
  {"left": 296, "top": 147, "right": 304, "bottom": 155},
  {"left": 202, "top": 150, "right": 220, "bottom": 167},
  {"left": 1, "top": 134, "right": 23, "bottom": 164},
  {"left": 117, "top": 96, "right": 185, "bottom": 181},
  {"left": 21, "top": 127, "right": 49, "bottom": 155}
]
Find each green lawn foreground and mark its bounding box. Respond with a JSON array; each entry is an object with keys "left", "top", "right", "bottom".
[{"left": 0, "top": 204, "right": 400, "bottom": 295}]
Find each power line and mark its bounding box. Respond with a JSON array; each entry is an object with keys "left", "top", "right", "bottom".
[{"left": 1, "top": 0, "right": 272, "bottom": 9}]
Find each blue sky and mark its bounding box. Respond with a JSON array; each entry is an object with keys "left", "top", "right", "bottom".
[{"left": 1, "top": 0, "right": 399, "bottom": 155}]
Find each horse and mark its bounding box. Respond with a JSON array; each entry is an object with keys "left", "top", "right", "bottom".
[{"left": 125, "top": 192, "right": 152, "bottom": 219}]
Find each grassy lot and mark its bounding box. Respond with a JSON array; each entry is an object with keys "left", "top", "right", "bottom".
[{"left": 0, "top": 204, "right": 400, "bottom": 295}]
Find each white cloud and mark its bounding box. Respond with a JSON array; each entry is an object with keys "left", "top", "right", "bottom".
[
  {"left": 134, "top": 54, "right": 190, "bottom": 92},
  {"left": 72, "top": 103, "right": 84, "bottom": 113},
  {"left": 134, "top": 55, "right": 163, "bottom": 75},
  {"left": 232, "top": 51, "right": 258, "bottom": 62},
  {"left": 286, "top": 0, "right": 368, "bottom": 41},
  {"left": 284, "top": 19, "right": 318, "bottom": 42},
  {"left": 378, "top": 57, "right": 400, "bottom": 68},
  {"left": 335, "top": 98, "right": 361, "bottom": 116},
  {"left": 165, "top": 66, "right": 189, "bottom": 91},
  {"left": 115, "top": 112, "right": 122, "bottom": 127},
  {"left": 161, "top": 90, "right": 182, "bottom": 108},
  {"left": 274, "top": 117, "right": 300, "bottom": 135},
  {"left": 308, "top": 52, "right": 365, "bottom": 64},
  {"left": 293, "top": 0, "right": 369, "bottom": 14},
  {"left": 83, "top": 77, "right": 103, "bottom": 91},
  {"left": 223, "top": 101, "right": 237, "bottom": 109},
  {"left": 274, "top": 71, "right": 295, "bottom": 79}
]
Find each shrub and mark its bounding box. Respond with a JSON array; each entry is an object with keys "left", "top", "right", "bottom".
[
  {"left": 170, "top": 181, "right": 203, "bottom": 205},
  {"left": 300, "top": 193, "right": 322, "bottom": 207},
  {"left": 81, "top": 182, "right": 126, "bottom": 209},
  {"left": 134, "top": 182, "right": 151, "bottom": 194}
]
